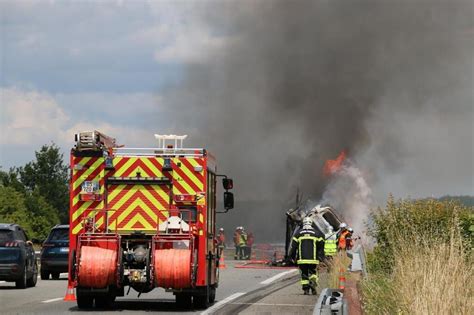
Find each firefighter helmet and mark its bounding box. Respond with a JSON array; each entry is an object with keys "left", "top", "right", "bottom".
[
  {"left": 339, "top": 222, "right": 347, "bottom": 229},
  {"left": 348, "top": 227, "right": 353, "bottom": 233},
  {"left": 302, "top": 217, "right": 313, "bottom": 228}
]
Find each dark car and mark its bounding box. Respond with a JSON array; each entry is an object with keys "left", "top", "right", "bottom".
[
  {"left": 40, "top": 224, "right": 69, "bottom": 280},
  {"left": 0, "top": 223, "right": 38, "bottom": 288}
]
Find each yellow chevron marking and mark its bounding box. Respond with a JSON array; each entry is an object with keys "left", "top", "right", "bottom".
[
  {"left": 108, "top": 187, "right": 137, "bottom": 211},
  {"left": 72, "top": 158, "right": 104, "bottom": 190},
  {"left": 142, "top": 158, "right": 164, "bottom": 177},
  {"left": 116, "top": 196, "right": 158, "bottom": 225},
  {"left": 199, "top": 213, "right": 204, "bottom": 223},
  {"left": 73, "top": 157, "right": 91, "bottom": 175},
  {"left": 107, "top": 184, "right": 127, "bottom": 204},
  {"left": 180, "top": 161, "right": 203, "bottom": 191},
  {"left": 140, "top": 187, "right": 168, "bottom": 211},
  {"left": 120, "top": 213, "right": 155, "bottom": 231},
  {"left": 72, "top": 201, "right": 94, "bottom": 222},
  {"left": 113, "top": 157, "right": 136, "bottom": 177},
  {"left": 173, "top": 172, "right": 195, "bottom": 195}
]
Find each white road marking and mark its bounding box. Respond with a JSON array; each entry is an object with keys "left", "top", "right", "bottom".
[
  {"left": 230, "top": 302, "right": 313, "bottom": 307},
  {"left": 42, "top": 297, "right": 63, "bottom": 303},
  {"left": 260, "top": 269, "right": 297, "bottom": 285},
  {"left": 200, "top": 292, "right": 246, "bottom": 315},
  {"left": 0, "top": 281, "right": 5, "bottom": 283}
]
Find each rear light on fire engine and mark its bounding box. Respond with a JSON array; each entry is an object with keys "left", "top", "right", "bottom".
[{"left": 174, "top": 194, "right": 196, "bottom": 202}]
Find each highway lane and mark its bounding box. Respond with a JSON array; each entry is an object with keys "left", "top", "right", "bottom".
[{"left": 0, "top": 260, "right": 298, "bottom": 315}]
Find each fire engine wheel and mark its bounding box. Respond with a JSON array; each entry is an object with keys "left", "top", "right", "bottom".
[
  {"left": 209, "top": 286, "right": 216, "bottom": 304},
  {"left": 193, "top": 287, "right": 210, "bottom": 309},
  {"left": 175, "top": 293, "right": 192, "bottom": 308},
  {"left": 40, "top": 270, "right": 49, "bottom": 280},
  {"left": 94, "top": 294, "right": 116, "bottom": 309},
  {"left": 76, "top": 288, "right": 93, "bottom": 309}
]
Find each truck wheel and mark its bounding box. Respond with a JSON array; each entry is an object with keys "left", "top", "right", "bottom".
[
  {"left": 175, "top": 293, "right": 192, "bottom": 308},
  {"left": 77, "top": 288, "right": 93, "bottom": 309},
  {"left": 95, "top": 294, "right": 115, "bottom": 309},
  {"left": 15, "top": 264, "right": 27, "bottom": 289},
  {"left": 27, "top": 262, "right": 38, "bottom": 287},
  {"left": 40, "top": 269, "right": 49, "bottom": 280},
  {"left": 209, "top": 286, "right": 216, "bottom": 304},
  {"left": 51, "top": 272, "right": 60, "bottom": 280},
  {"left": 193, "top": 290, "right": 209, "bottom": 309}
]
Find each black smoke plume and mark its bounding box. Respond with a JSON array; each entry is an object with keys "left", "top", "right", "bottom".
[{"left": 162, "top": 0, "right": 473, "bottom": 241}]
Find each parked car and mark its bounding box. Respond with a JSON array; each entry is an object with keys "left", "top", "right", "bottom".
[
  {"left": 0, "top": 223, "right": 38, "bottom": 288},
  {"left": 40, "top": 224, "right": 69, "bottom": 280}
]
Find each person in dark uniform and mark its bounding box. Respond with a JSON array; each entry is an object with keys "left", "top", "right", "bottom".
[{"left": 289, "top": 216, "right": 325, "bottom": 295}]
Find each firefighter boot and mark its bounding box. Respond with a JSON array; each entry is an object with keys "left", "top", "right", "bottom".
[
  {"left": 303, "top": 287, "right": 310, "bottom": 295},
  {"left": 309, "top": 274, "right": 318, "bottom": 295}
]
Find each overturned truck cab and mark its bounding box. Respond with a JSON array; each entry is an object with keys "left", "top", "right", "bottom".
[
  {"left": 66, "top": 131, "right": 234, "bottom": 309},
  {"left": 283, "top": 203, "right": 343, "bottom": 265}
]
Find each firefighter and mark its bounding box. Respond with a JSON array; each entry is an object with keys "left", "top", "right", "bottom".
[
  {"left": 239, "top": 227, "right": 248, "bottom": 259},
  {"left": 324, "top": 226, "right": 338, "bottom": 259},
  {"left": 337, "top": 223, "right": 349, "bottom": 251},
  {"left": 246, "top": 232, "right": 254, "bottom": 259},
  {"left": 233, "top": 227, "right": 241, "bottom": 259},
  {"left": 346, "top": 227, "right": 354, "bottom": 250},
  {"left": 217, "top": 228, "right": 226, "bottom": 249},
  {"left": 289, "top": 217, "right": 325, "bottom": 295}
]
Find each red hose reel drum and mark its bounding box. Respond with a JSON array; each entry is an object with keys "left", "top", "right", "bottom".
[
  {"left": 154, "top": 249, "right": 192, "bottom": 289},
  {"left": 78, "top": 245, "right": 118, "bottom": 288}
]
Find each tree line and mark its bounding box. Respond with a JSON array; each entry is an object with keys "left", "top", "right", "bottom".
[{"left": 0, "top": 144, "right": 68, "bottom": 239}]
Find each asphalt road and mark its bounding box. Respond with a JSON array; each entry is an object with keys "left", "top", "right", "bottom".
[{"left": 0, "top": 260, "right": 308, "bottom": 315}]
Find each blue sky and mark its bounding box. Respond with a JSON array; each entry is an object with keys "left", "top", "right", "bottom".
[{"left": 0, "top": 1, "right": 225, "bottom": 168}]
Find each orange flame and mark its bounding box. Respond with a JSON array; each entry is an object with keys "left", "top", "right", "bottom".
[{"left": 323, "top": 151, "right": 346, "bottom": 177}]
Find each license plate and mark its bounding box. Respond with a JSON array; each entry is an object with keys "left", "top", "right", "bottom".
[{"left": 60, "top": 247, "right": 69, "bottom": 252}]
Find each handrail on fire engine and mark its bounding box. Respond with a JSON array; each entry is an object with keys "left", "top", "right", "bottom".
[{"left": 113, "top": 147, "right": 205, "bottom": 157}]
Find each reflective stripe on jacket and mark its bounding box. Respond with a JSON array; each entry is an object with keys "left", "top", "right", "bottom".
[{"left": 324, "top": 234, "right": 338, "bottom": 256}]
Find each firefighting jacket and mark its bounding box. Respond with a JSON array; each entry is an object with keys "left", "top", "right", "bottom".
[
  {"left": 288, "top": 227, "right": 325, "bottom": 265},
  {"left": 324, "top": 232, "right": 338, "bottom": 256}
]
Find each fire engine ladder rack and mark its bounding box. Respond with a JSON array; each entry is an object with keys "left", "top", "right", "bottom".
[{"left": 113, "top": 135, "right": 204, "bottom": 157}]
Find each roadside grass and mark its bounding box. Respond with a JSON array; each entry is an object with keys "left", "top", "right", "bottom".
[
  {"left": 326, "top": 251, "right": 352, "bottom": 289},
  {"left": 362, "top": 198, "right": 473, "bottom": 315}
]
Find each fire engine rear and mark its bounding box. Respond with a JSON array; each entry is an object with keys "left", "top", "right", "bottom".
[{"left": 66, "top": 131, "right": 234, "bottom": 309}]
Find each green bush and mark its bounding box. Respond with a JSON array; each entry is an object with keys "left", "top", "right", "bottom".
[{"left": 362, "top": 197, "right": 473, "bottom": 314}]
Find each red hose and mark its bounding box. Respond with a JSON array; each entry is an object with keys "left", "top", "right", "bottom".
[
  {"left": 154, "top": 249, "right": 191, "bottom": 289},
  {"left": 78, "top": 246, "right": 117, "bottom": 288}
]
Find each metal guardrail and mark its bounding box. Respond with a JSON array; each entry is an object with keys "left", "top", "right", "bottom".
[
  {"left": 347, "top": 244, "right": 368, "bottom": 278},
  {"left": 313, "top": 288, "right": 348, "bottom": 315}
]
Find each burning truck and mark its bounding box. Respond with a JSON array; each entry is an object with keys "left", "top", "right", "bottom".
[{"left": 283, "top": 201, "right": 343, "bottom": 264}]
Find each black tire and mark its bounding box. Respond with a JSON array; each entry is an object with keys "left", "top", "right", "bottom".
[
  {"left": 193, "top": 292, "right": 209, "bottom": 309},
  {"left": 95, "top": 294, "right": 116, "bottom": 309},
  {"left": 175, "top": 293, "right": 192, "bottom": 308},
  {"left": 27, "top": 262, "right": 38, "bottom": 287},
  {"left": 15, "top": 264, "right": 27, "bottom": 289},
  {"left": 209, "top": 286, "right": 216, "bottom": 304},
  {"left": 40, "top": 269, "right": 49, "bottom": 280},
  {"left": 77, "top": 288, "right": 93, "bottom": 309},
  {"left": 51, "top": 272, "right": 60, "bottom": 280}
]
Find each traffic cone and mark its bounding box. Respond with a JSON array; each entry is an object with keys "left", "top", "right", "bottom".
[
  {"left": 64, "top": 284, "right": 76, "bottom": 301},
  {"left": 218, "top": 252, "right": 227, "bottom": 269},
  {"left": 338, "top": 268, "right": 346, "bottom": 291}
]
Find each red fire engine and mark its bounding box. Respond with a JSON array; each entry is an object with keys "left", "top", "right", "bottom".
[{"left": 65, "top": 131, "right": 234, "bottom": 309}]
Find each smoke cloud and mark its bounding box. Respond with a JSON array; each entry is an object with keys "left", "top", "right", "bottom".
[{"left": 160, "top": 1, "right": 473, "bottom": 241}]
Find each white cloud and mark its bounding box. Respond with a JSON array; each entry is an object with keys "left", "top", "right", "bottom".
[
  {"left": 0, "top": 87, "right": 69, "bottom": 145},
  {"left": 0, "top": 87, "right": 166, "bottom": 167}
]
